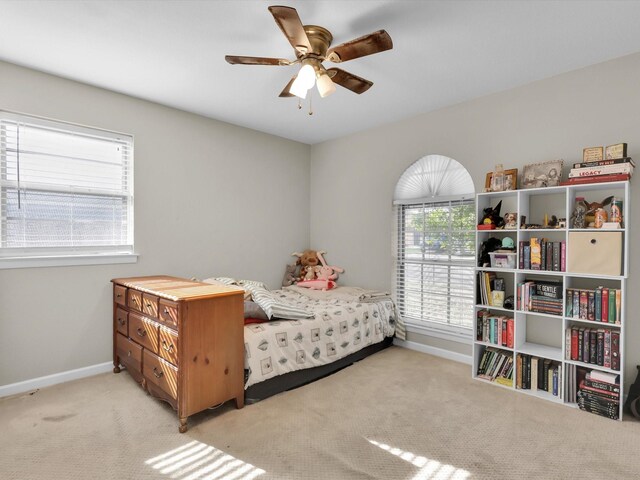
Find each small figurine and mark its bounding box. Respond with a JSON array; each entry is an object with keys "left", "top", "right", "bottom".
[
  {"left": 480, "top": 200, "right": 505, "bottom": 228},
  {"left": 571, "top": 197, "right": 588, "bottom": 229}
]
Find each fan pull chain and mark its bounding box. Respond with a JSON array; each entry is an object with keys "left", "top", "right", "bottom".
[
  {"left": 308, "top": 91, "right": 313, "bottom": 116},
  {"left": 297, "top": 98, "right": 302, "bottom": 110}
]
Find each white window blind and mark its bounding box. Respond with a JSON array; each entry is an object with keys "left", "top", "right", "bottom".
[
  {"left": 395, "top": 199, "right": 475, "bottom": 332},
  {"left": 0, "top": 111, "right": 134, "bottom": 264}
]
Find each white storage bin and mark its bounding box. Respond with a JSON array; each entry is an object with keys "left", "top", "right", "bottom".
[{"left": 489, "top": 251, "right": 516, "bottom": 269}]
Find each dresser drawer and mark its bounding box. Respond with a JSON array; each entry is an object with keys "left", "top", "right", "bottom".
[
  {"left": 142, "top": 293, "right": 159, "bottom": 319},
  {"left": 159, "top": 326, "right": 179, "bottom": 366},
  {"left": 115, "top": 307, "right": 128, "bottom": 336},
  {"left": 159, "top": 299, "right": 179, "bottom": 328},
  {"left": 129, "top": 312, "right": 159, "bottom": 353},
  {"left": 143, "top": 350, "right": 178, "bottom": 400},
  {"left": 116, "top": 332, "right": 142, "bottom": 373},
  {"left": 128, "top": 289, "right": 143, "bottom": 312},
  {"left": 114, "top": 285, "right": 127, "bottom": 306}
]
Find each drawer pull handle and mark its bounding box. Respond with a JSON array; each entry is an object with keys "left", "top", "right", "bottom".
[
  {"left": 136, "top": 328, "right": 147, "bottom": 337},
  {"left": 133, "top": 298, "right": 139, "bottom": 304},
  {"left": 118, "top": 318, "right": 126, "bottom": 326},
  {"left": 162, "top": 341, "right": 174, "bottom": 353},
  {"left": 116, "top": 293, "right": 122, "bottom": 298},
  {"left": 127, "top": 350, "right": 132, "bottom": 357},
  {"left": 146, "top": 303, "right": 152, "bottom": 308},
  {"left": 153, "top": 367, "right": 164, "bottom": 379},
  {"left": 163, "top": 307, "right": 170, "bottom": 315}
]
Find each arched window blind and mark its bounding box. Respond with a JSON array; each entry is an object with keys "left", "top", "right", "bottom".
[
  {"left": 393, "top": 155, "right": 476, "bottom": 339},
  {"left": 0, "top": 110, "right": 134, "bottom": 268}
]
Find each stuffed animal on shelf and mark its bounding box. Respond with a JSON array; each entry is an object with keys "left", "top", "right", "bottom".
[{"left": 480, "top": 200, "right": 505, "bottom": 228}]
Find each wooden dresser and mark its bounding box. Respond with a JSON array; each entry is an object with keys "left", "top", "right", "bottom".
[{"left": 112, "top": 275, "right": 245, "bottom": 432}]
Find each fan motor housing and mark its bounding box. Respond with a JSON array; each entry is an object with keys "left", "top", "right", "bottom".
[{"left": 301, "top": 25, "right": 333, "bottom": 58}]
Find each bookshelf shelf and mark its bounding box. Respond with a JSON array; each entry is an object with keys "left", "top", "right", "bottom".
[
  {"left": 473, "top": 180, "right": 628, "bottom": 420},
  {"left": 518, "top": 342, "right": 562, "bottom": 362}
]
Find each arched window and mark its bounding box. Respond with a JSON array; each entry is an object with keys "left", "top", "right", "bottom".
[{"left": 393, "top": 155, "right": 476, "bottom": 341}]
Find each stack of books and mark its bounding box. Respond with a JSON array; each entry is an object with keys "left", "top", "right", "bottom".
[
  {"left": 517, "top": 279, "right": 563, "bottom": 315},
  {"left": 566, "top": 326, "right": 620, "bottom": 370},
  {"left": 561, "top": 157, "right": 634, "bottom": 185},
  {"left": 577, "top": 370, "right": 620, "bottom": 420},
  {"left": 476, "top": 347, "right": 514, "bottom": 386},
  {"left": 516, "top": 354, "right": 562, "bottom": 397}
]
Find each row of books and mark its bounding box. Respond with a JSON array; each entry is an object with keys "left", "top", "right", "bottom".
[
  {"left": 519, "top": 239, "right": 566, "bottom": 272},
  {"left": 572, "top": 366, "right": 620, "bottom": 420},
  {"left": 565, "top": 287, "right": 621, "bottom": 324},
  {"left": 476, "top": 310, "right": 514, "bottom": 348},
  {"left": 517, "top": 279, "right": 563, "bottom": 315},
  {"left": 561, "top": 157, "right": 633, "bottom": 186},
  {"left": 476, "top": 347, "right": 513, "bottom": 386},
  {"left": 565, "top": 326, "right": 620, "bottom": 370},
  {"left": 477, "top": 271, "right": 507, "bottom": 307},
  {"left": 515, "top": 354, "right": 562, "bottom": 397}
]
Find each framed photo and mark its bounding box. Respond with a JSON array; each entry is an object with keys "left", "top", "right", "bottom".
[
  {"left": 522, "top": 160, "right": 564, "bottom": 189},
  {"left": 484, "top": 168, "right": 518, "bottom": 191},
  {"left": 583, "top": 146, "right": 603, "bottom": 162}
]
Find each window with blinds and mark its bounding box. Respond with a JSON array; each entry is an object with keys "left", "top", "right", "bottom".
[
  {"left": 0, "top": 111, "right": 134, "bottom": 266},
  {"left": 395, "top": 198, "right": 476, "bottom": 333}
]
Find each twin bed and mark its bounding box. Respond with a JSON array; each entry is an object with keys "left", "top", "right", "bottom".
[{"left": 206, "top": 279, "right": 398, "bottom": 402}]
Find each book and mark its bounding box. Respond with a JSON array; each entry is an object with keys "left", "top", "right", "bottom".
[
  {"left": 616, "top": 289, "right": 621, "bottom": 324},
  {"left": 608, "top": 289, "right": 616, "bottom": 324},
  {"left": 601, "top": 288, "right": 609, "bottom": 322},
  {"left": 506, "top": 318, "right": 514, "bottom": 348},
  {"left": 587, "top": 290, "right": 595, "bottom": 320},
  {"left": 559, "top": 173, "right": 631, "bottom": 186},
  {"left": 568, "top": 163, "right": 634, "bottom": 178},
  {"left": 540, "top": 239, "right": 546, "bottom": 271},
  {"left": 571, "top": 327, "right": 578, "bottom": 361},
  {"left": 552, "top": 241, "right": 560, "bottom": 271},
  {"left": 531, "top": 356, "right": 539, "bottom": 391},
  {"left": 560, "top": 241, "right": 566, "bottom": 272},
  {"left": 523, "top": 245, "right": 531, "bottom": 270},
  {"left": 579, "top": 290, "right": 588, "bottom": 319},
  {"left": 534, "top": 280, "right": 563, "bottom": 299},
  {"left": 589, "top": 329, "right": 597, "bottom": 364},
  {"left": 518, "top": 241, "right": 526, "bottom": 269},
  {"left": 596, "top": 329, "right": 604, "bottom": 366},
  {"left": 603, "top": 329, "right": 611, "bottom": 369},
  {"left": 611, "top": 331, "right": 620, "bottom": 371},
  {"left": 530, "top": 238, "right": 541, "bottom": 270},
  {"left": 572, "top": 157, "right": 635, "bottom": 169},
  {"left": 594, "top": 288, "right": 602, "bottom": 321},
  {"left": 546, "top": 241, "right": 553, "bottom": 272},
  {"left": 589, "top": 370, "right": 620, "bottom": 384},
  {"left": 573, "top": 289, "right": 580, "bottom": 318},
  {"left": 566, "top": 289, "right": 573, "bottom": 317},
  {"left": 584, "top": 376, "right": 620, "bottom": 394}
]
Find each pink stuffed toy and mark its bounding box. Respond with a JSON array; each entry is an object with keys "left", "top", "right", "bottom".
[{"left": 297, "top": 251, "right": 344, "bottom": 291}]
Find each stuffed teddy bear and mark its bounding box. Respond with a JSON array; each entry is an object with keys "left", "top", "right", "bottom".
[
  {"left": 296, "top": 251, "right": 344, "bottom": 291},
  {"left": 292, "top": 249, "right": 323, "bottom": 282}
]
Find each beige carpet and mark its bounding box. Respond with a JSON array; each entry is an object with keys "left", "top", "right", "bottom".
[{"left": 1, "top": 346, "right": 639, "bottom": 479}]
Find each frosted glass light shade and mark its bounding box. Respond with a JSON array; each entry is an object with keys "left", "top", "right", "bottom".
[
  {"left": 290, "top": 64, "right": 316, "bottom": 98},
  {"left": 316, "top": 73, "right": 336, "bottom": 97}
]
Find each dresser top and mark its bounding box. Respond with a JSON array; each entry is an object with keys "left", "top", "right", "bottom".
[{"left": 111, "top": 275, "right": 244, "bottom": 301}]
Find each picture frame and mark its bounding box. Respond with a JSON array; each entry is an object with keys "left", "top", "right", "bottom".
[
  {"left": 521, "top": 160, "right": 564, "bottom": 189},
  {"left": 484, "top": 168, "right": 518, "bottom": 191}
]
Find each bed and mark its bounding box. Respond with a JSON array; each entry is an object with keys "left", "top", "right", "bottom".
[{"left": 205, "top": 278, "right": 398, "bottom": 403}]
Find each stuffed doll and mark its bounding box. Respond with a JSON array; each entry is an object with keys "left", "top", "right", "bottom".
[
  {"left": 297, "top": 252, "right": 344, "bottom": 291},
  {"left": 480, "top": 200, "right": 505, "bottom": 228},
  {"left": 281, "top": 263, "right": 299, "bottom": 287},
  {"left": 292, "top": 249, "right": 323, "bottom": 282}
]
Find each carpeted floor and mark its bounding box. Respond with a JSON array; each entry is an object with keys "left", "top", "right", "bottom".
[{"left": 1, "top": 346, "right": 639, "bottom": 479}]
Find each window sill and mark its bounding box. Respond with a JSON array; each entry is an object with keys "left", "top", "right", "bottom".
[
  {"left": 404, "top": 321, "right": 472, "bottom": 345},
  {"left": 0, "top": 252, "right": 139, "bottom": 269}
]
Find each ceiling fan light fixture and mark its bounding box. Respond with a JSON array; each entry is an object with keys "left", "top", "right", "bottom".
[
  {"left": 316, "top": 72, "right": 336, "bottom": 98},
  {"left": 290, "top": 63, "right": 316, "bottom": 98}
]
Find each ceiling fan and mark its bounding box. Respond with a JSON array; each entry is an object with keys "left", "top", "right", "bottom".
[{"left": 225, "top": 5, "right": 393, "bottom": 99}]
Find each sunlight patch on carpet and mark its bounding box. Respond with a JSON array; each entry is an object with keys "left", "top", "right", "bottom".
[
  {"left": 145, "top": 440, "right": 265, "bottom": 480},
  {"left": 368, "top": 439, "right": 471, "bottom": 480}
]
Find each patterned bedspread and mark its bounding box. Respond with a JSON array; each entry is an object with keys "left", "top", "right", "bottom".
[{"left": 244, "top": 288, "right": 396, "bottom": 388}]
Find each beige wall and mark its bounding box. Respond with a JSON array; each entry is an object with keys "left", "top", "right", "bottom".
[
  {"left": 0, "top": 61, "right": 311, "bottom": 386},
  {"left": 309, "top": 52, "right": 640, "bottom": 384}
]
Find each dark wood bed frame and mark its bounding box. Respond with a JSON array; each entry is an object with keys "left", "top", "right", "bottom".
[{"left": 244, "top": 336, "right": 393, "bottom": 403}]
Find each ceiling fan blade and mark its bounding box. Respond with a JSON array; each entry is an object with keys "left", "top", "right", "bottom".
[
  {"left": 326, "top": 30, "right": 393, "bottom": 63},
  {"left": 279, "top": 76, "right": 297, "bottom": 97},
  {"left": 268, "top": 5, "right": 312, "bottom": 54},
  {"left": 225, "top": 55, "right": 291, "bottom": 66},
  {"left": 326, "top": 68, "right": 373, "bottom": 94}
]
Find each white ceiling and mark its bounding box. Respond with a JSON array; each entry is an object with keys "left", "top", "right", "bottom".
[{"left": 1, "top": 1, "right": 640, "bottom": 145}]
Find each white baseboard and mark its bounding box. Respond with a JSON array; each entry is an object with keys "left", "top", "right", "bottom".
[
  {"left": 0, "top": 362, "right": 113, "bottom": 398},
  {"left": 394, "top": 338, "right": 472, "bottom": 365}
]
